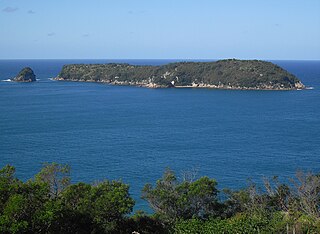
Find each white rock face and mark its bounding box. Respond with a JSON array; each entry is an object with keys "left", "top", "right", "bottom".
[{"left": 295, "top": 81, "right": 305, "bottom": 89}]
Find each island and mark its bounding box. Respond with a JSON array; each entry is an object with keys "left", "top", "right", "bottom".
[
  {"left": 55, "top": 59, "right": 305, "bottom": 90},
  {"left": 13, "top": 67, "right": 36, "bottom": 82}
]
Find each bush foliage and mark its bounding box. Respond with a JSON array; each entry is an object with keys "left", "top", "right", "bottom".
[{"left": 0, "top": 163, "right": 319, "bottom": 233}]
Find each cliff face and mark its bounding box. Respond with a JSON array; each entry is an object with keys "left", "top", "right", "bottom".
[
  {"left": 55, "top": 59, "right": 304, "bottom": 90},
  {"left": 13, "top": 67, "right": 36, "bottom": 82}
]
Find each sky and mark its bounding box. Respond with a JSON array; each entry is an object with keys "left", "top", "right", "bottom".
[{"left": 0, "top": 0, "right": 319, "bottom": 59}]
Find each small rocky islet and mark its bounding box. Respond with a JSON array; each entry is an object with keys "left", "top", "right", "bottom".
[
  {"left": 54, "top": 59, "right": 305, "bottom": 90},
  {"left": 12, "top": 67, "right": 36, "bottom": 82}
]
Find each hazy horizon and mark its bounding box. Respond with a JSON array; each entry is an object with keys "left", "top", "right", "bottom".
[
  {"left": 1, "top": 0, "right": 319, "bottom": 60},
  {"left": 1, "top": 58, "right": 320, "bottom": 61}
]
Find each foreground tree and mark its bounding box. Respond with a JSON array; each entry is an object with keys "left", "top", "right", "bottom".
[
  {"left": 0, "top": 166, "right": 50, "bottom": 233},
  {"left": 0, "top": 163, "right": 135, "bottom": 234},
  {"left": 142, "top": 168, "right": 220, "bottom": 222},
  {"left": 0, "top": 165, "right": 18, "bottom": 212},
  {"left": 293, "top": 171, "right": 320, "bottom": 218},
  {"left": 34, "top": 162, "right": 71, "bottom": 198}
]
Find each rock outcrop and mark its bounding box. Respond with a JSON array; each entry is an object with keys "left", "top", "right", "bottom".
[{"left": 13, "top": 67, "right": 36, "bottom": 82}]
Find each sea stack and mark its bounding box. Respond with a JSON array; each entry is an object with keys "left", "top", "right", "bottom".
[{"left": 13, "top": 67, "right": 36, "bottom": 82}]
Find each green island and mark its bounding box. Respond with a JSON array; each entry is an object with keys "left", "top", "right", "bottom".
[
  {"left": 55, "top": 59, "right": 305, "bottom": 90},
  {"left": 12, "top": 67, "right": 36, "bottom": 82},
  {"left": 1, "top": 163, "right": 319, "bottom": 233}
]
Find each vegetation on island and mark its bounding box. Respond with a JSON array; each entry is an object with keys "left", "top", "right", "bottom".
[
  {"left": 1, "top": 163, "right": 319, "bottom": 233},
  {"left": 13, "top": 67, "right": 36, "bottom": 82},
  {"left": 56, "top": 59, "right": 304, "bottom": 90}
]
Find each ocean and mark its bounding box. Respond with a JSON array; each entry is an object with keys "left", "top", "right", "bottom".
[{"left": 0, "top": 59, "right": 319, "bottom": 211}]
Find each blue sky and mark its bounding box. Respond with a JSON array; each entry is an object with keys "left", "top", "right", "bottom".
[{"left": 0, "top": 0, "right": 319, "bottom": 59}]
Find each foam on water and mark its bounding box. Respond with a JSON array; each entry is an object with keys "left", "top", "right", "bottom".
[{"left": 306, "top": 86, "right": 315, "bottom": 90}]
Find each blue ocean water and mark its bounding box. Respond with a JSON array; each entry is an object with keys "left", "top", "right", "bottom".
[{"left": 0, "top": 59, "right": 319, "bottom": 211}]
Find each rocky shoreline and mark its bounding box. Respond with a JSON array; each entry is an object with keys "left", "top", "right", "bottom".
[{"left": 54, "top": 77, "right": 305, "bottom": 90}]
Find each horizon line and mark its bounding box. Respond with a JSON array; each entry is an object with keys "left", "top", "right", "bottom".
[{"left": 0, "top": 58, "right": 320, "bottom": 61}]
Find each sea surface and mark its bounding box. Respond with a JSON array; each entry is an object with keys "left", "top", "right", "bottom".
[{"left": 0, "top": 59, "right": 319, "bottom": 211}]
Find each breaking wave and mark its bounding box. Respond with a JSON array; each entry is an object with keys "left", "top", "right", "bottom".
[{"left": 306, "top": 86, "right": 314, "bottom": 90}]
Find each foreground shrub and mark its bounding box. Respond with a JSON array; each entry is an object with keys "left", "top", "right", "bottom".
[
  {"left": 0, "top": 163, "right": 135, "bottom": 234},
  {"left": 142, "top": 168, "right": 220, "bottom": 222},
  {"left": 1, "top": 164, "right": 319, "bottom": 233}
]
